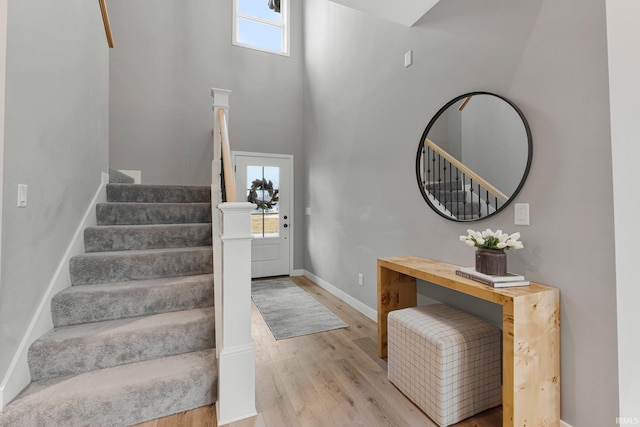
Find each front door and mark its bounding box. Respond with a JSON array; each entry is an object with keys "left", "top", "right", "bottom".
[{"left": 233, "top": 152, "right": 292, "bottom": 278}]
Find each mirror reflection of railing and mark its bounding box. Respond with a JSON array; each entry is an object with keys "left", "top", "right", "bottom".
[
  {"left": 416, "top": 92, "right": 532, "bottom": 222},
  {"left": 422, "top": 138, "right": 508, "bottom": 220}
]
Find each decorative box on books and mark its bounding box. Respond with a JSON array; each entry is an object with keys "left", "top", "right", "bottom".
[{"left": 456, "top": 267, "right": 530, "bottom": 288}]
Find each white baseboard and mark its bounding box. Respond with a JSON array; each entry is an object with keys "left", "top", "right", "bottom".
[
  {"left": 290, "top": 269, "right": 304, "bottom": 277},
  {"left": 0, "top": 173, "right": 108, "bottom": 410},
  {"left": 118, "top": 169, "right": 141, "bottom": 184},
  {"left": 561, "top": 420, "right": 572, "bottom": 427},
  {"left": 303, "top": 270, "right": 377, "bottom": 322}
]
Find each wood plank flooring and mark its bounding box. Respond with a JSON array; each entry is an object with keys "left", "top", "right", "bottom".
[
  {"left": 133, "top": 276, "right": 502, "bottom": 427},
  {"left": 134, "top": 405, "right": 216, "bottom": 427}
]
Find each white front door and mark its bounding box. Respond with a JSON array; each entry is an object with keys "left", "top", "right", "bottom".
[{"left": 233, "top": 152, "right": 292, "bottom": 278}]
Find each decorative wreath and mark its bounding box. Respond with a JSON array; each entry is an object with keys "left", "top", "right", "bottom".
[{"left": 248, "top": 178, "right": 279, "bottom": 210}]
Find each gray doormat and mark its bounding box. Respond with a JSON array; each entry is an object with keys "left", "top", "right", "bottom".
[{"left": 251, "top": 277, "right": 348, "bottom": 340}]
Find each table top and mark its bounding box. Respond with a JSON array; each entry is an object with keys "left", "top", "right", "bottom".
[{"left": 378, "top": 256, "right": 558, "bottom": 306}]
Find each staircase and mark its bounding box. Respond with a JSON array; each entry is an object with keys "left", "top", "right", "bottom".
[
  {"left": 0, "top": 178, "right": 217, "bottom": 426},
  {"left": 425, "top": 181, "right": 482, "bottom": 220}
]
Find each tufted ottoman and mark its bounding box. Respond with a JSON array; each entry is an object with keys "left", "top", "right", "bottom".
[{"left": 387, "top": 304, "right": 502, "bottom": 426}]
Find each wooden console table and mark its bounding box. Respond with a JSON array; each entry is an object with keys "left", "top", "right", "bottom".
[{"left": 377, "top": 256, "right": 560, "bottom": 427}]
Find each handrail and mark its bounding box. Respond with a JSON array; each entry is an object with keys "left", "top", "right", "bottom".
[
  {"left": 218, "top": 108, "right": 237, "bottom": 202},
  {"left": 98, "top": 0, "right": 114, "bottom": 48},
  {"left": 424, "top": 137, "right": 508, "bottom": 202},
  {"left": 458, "top": 95, "right": 472, "bottom": 111}
]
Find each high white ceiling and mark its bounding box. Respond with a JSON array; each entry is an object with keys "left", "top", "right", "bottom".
[{"left": 329, "top": 0, "right": 441, "bottom": 27}]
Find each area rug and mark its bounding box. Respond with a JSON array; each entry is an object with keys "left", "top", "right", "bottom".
[{"left": 251, "top": 277, "right": 348, "bottom": 340}]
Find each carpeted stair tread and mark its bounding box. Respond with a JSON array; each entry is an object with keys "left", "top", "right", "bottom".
[
  {"left": 84, "top": 223, "right": 212, "bottom": 252},
  {"left": 96, "top": 202, "right": 212, "bottom": 226},
  {"left": 430, "top": 190, "right": 467, "bottom": 202},
  {"left": 108, "top": 167, "right": 135, "bottom": 184},
  {"left": 445, "top": 201, "right": 482, "bottom": 215},
  {"left": 52, "top": 274, "right": 214, "bottom": 327},
  {"left": 425, "top": 181, "right": 463, "bottom": 191},
  {"left": 107, "top": 183, "right": 211, "bottom": 204},
  {"left": 0, "top": 349, "right": 216, "bottom": 427},
  {"left": 69, "top": 246, "right": 213, "bottom": 286},
  {"left": 28, "top": 307, "right": 215, "bottom": 381}
]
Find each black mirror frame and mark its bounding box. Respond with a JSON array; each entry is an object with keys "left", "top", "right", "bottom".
[{"left": 415, "top": 91, "right": 533, "bottom": 222}]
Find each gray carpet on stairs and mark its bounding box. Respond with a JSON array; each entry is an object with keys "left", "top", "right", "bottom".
[
  {"left": 84, "top": 223, "right": 212, "bottom": 252},
  {"left": 29, "top": 307, "right": 215, "bottom": 381},
  {"left": 0, "top": 349, "right": 217, "bottom": 427},
  {"left": 108, "top": 167, "right": 135, "bottom": 184},
  {"left": 0, "top": 180, "right": 217, "bottom": 426},
  {"left": 52, "top": 274, "right": 214, "bottom": 326},
  {"left": 107, "top": 183, "right": 211, "bottom": 203},
  {"left": 69, "top": 246, "right": 213, "bottom": 286},
  {"left": 96, "top": 202, "right": 212, "bottom": 225}
]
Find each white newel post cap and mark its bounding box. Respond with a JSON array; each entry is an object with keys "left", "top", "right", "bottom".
[
  {"left": 211, "top": 88, "right": 232, "bottom": 109},
  {"left": 219, "top": 202, "right": 256, "bottom": 238}
]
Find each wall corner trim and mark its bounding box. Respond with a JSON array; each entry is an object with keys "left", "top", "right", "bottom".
[
  {"left": 303, "top": 270, "right": 377, "bottom": 322},
  {"left": 0, "top": 176, "right": 107, "bottom": 410}
]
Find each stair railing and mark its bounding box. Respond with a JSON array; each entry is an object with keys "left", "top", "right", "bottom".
[
  {"left": 211, "top": 88, "right": 257, "bottom": 424},
  {"left": 98, "top": 0, "right": 114, "bottom": 48},
  {"left": 422, "top": 138, "right": 508, "bottom": 220},
  {"left": 218, "top": 108, "right": 237, "bottom": 202}
]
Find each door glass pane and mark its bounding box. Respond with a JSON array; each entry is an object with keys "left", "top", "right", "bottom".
[{"left": 246, "top": 165, "right": 280, "bottom": 238}]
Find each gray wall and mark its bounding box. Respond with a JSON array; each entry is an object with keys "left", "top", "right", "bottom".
[
  {"left": 108, "top": 0, "right": 305, "bottom": 269},
  {"left": 0, "top": 0, "right": 109, "bottom": 379},
  {"left": 302, "top": 0, "right": 616, "bottom": 425}
]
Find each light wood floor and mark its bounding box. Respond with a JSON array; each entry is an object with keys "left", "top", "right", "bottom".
[{"left": 134, "top": 276, "right": 502, "bottom": 427}]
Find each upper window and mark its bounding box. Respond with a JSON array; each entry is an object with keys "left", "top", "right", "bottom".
[{"left": 233, "top": 0, "right": 289, "bottom": 56}]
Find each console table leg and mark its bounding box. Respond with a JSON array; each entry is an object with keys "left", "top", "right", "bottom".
[
  {"left": 503, "top": 291, "right": 561, "bottom": 426},
  {"left": 377, "top": 266, "right": 417, "bottom": 357}
]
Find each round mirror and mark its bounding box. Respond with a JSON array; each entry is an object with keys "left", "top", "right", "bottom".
[{"left": 415, "top": 92, "right": 532, "bottom": 222}]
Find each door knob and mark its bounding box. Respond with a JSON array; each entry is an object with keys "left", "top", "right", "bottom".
[{"left": 283, "top": 224, "right": 288, "bottom": 228}]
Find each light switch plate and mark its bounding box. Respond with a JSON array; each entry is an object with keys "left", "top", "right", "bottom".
[
  {"left": 514, "top": 203, "right": 529, "bottom": 225},
  {"left": 17, "top": 184, "right": 28, "bottom": 208},
  {"left": 305, "top": 207, "right": 311, "bottom": 216},
  {"left": 405, "top": 50, "right": 413, "bottom": 68}
]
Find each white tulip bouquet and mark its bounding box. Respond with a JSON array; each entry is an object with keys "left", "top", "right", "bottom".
[{"left": 460, "top": 228, "right": 524, "bottom": 251}]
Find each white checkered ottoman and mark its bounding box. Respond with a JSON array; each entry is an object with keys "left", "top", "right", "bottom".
[{"left": 387, "top": 304, "right": 502, "bottom": 427}]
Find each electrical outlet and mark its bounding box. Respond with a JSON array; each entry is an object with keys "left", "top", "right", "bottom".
[{"left": 358, "top": 273, "right": 364, "bottom": 286}]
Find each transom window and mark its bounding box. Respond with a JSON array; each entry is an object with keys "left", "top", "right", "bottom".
[{"left": 233, "top": 0, "right": 289, "bottom": 56}]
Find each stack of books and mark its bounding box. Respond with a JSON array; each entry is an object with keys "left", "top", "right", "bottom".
[{"left": 455, "top": 267, "right": 530, "bottom": 288}]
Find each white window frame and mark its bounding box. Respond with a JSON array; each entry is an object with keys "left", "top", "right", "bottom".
[{"left": 232, "top": 0, "right": 290, "bottom": 57}]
